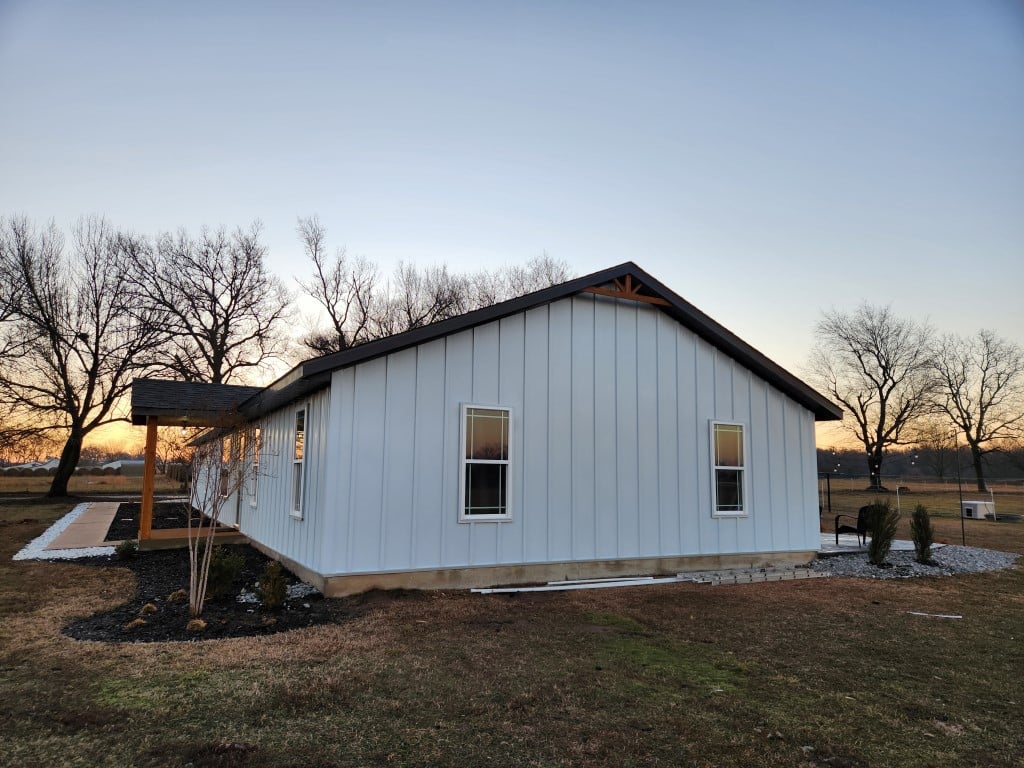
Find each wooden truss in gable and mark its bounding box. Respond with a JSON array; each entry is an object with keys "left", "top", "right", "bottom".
[{"left": 581, "top": 274, "right": 669, "bottom": 306}]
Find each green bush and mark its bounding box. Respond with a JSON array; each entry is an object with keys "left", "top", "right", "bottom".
[
  {"left": 114, "top": 539, "right": 138, "bottom": 560},
  {"left": 257, "top": 560, "right": 288, "bottom": 610},
  {"left": 866, "top": 500, "right": 899, "bottom": 566},
  {"left": 910, "top": 503, "right": 935, "bottom": 564},
  {"left": 206, "top": 546, "right": 245, "bottom": 600}
]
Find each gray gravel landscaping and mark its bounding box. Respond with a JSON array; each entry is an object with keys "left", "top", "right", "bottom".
[{"left": 812, "top": 545, "right": 1019, "bottom": 580}]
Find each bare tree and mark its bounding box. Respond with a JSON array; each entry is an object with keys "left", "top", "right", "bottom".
[
  {"left": 912, "top": 419, "right": 956, "bottom": 481},
  {"left": 932, "top": 330, "right": 1024, "bottom": 491},
  {"left": 297, "top": 217, "right": 572, "bottom": 356},
  {"left": 1002, "top": 438, "right": 1024, "bottom": 474},
  {"left": 156, "top": 427, "right": 195, "bottom": 472},
  {"left": 373, "top": 261, "right": 471, "bottom": 338},
  {"left": 809, "top": 303, "right": 935, "bottom": 490},
  {"left": 186, "top": 428, "right": 251, "bottom": 621},
  {"left": 133, "top": 223, "right": 291, "bottom": 383},
  {"left": 0, "top": 217, "right": 166, "bottom": 496},
  {"left": 296, "top": 216, "right": 378, "bottom": 355},
  {"left": 468, "top": 253, "right": 571, "bottom": 307}
]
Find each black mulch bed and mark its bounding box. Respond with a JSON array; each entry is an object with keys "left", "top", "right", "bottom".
[
  {"left": 104, "top": 501, "right": 214, "bottom": 542},
  {"left": 63, "top": 544, "right": 368, "bottom": 643}
]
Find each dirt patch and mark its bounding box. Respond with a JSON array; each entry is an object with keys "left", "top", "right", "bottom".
[{"left": 62, "top": 544, "right": 366, "bottom": 642}]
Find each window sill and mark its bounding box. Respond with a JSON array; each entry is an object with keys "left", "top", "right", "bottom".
[
  {"left": 289, "top": 512, "right": 304, "bottom": 521},
  {"left": 458, "top": 515, "right": 513, "bottom": 524},
  {"left": 712, "top": 511, "right": 749, "bottom": 519}
]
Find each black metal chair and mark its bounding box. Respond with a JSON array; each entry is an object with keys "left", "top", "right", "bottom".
[{"left": 834, "top": 505, "right": 870, "bottom": 546}]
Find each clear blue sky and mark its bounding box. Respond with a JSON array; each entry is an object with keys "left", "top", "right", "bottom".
[{"left": 2, "top": 0, "right": 1022, "bottom": 387}]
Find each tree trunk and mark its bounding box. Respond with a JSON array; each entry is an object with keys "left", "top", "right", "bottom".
[
  {"left": 47, "top": 427, "right": 84, "bottom": 497},
  {"left": 866, "top": 452, "right": 886, "bottom": 491},
  {"left": 969, "top": 444, "right": 988, "bottom": 493}
]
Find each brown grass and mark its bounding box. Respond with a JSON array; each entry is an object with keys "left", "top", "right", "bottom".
[
  {"left": 0, "top": 472, "right": 183, "bottom": 495},
  {"left": 2, "top": 499, "right": 1023, "bottom": 767}
]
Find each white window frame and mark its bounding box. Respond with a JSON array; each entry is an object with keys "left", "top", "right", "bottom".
[
  {"left": 459, "top": 403, "right": 513, "bottom": 523},
  {"left": 249, "top": 425, "right": 260, "bottom": 509},
  {"left": 291, "top": 407, "right": 306, "bottom": 520},
  {"left": 219, "top": 434, "right": 233, "bottom": 499},
  {"left": 710, "top": 420, "right": 750, "bottom": 518}
]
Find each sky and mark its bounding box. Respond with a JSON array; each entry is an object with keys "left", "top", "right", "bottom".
[{"left": 1, "top": 1, "right": 1022, "bottom": 450}]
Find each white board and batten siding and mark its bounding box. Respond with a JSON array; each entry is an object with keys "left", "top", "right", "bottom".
[
  {"left": 319, "top": 293, "right": 818, "bottom": 577},
  {"left": 236, "top": 388, "right": 331, "bottom": 574}
]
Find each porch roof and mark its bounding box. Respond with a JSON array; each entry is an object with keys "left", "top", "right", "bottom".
[{"left": 130, "top": 379, "right": 263, "bottom": 427}]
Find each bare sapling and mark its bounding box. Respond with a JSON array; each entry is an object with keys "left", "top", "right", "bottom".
[{"left": 187, "top": 425, "right": 254, "bottom": 618}]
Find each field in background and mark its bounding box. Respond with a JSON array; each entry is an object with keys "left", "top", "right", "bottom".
[
  {"left": 0, "top": 472, "right": 183, "bottom": 496},
  {"left": 819, "top": 476, "right": 1024, "bottom": 551}
]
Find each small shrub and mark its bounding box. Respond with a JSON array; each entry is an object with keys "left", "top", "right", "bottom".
[
  {"left": 139, "top": 603, "right": 158, "bottom": 616},
  {"left": 206, "top": 546, "right": 245, "bottom": 600},
  {"left": 167, "top": 588, "right": 188, "bottom": 604},
  {"left": 114, "top": 539, "right": 138, "bottom": 560},
  {"left": 123, "top": 618, "right": 146, "bottom": 631},
  {"left": 257, "top": 561, "right": 288, "bottom": 610},
  {"left": 866, "top": 500, "right": 899, "bottom": 566},
  {"left": 186, "top": 618, "right": 207, "bottom": 632},
  {"left": 911, "top": 503, "right": 935, "bottom": 564}
]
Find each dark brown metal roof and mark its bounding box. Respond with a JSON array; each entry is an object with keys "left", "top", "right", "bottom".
[{"left": 132, "top": 262, "right": 842, "bottom": 424}]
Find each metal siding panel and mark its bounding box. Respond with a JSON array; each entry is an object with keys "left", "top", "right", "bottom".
[
  {"left": 767, "top": 388, "right": 790, "bottom": 549},
  {"left": 334, "top": 370, "right": 356, "bottom": 573},
  {"left": 694, "top": 341, "right": 718, "bottom": 554},
  {"left": 749, "top": 378, "right": 774, "bottom": 553},
  {"left": 381, "top": 348, "right": 417, "bottom": 570},
  {"left": 636, "top": 306, "right": 660, "bottom": 557},
  {"left": 547, "top": 299, "right": 573, "bottom": 560},
  {"left": 676, "top": 326, "right": 700, "bottom": 555},
  {"left": 714, "top": 356, "right": 740, "bottom": 555},
  {"left": 469, "top": 323, "right": 501, "bottom": 565},
  {"left": 350, "top": 359, "right": 387, "bottom": 571},
  {"left": 522, "top": 306, "right": 550, "bottom": 562},
  {"left": 656, "top": 312, "right": 680, "bottom": 556},
  {"left": 732, "top": 364, "right": 756, "bottom": 554},
  {"left": 412, "top": 339, "right": 447, "bottom": 568},
  {"left": 801, "top": 410, "right": 820, "bottom": 550},
  {"left": 443, "top": 330, "right": 474, "bottom": 566},
  {"left": 497, "top": 314, "right": 526, "bottom": 564},
  {"left": 570, "top": 296, "right": 597, "bottom": 561},
  {"left": 614, "top": 302, "right": 639, "bottom": 557},
  {"left": 785, "top": 399, "right": 805, "bottom": 548},
  {"left": 320, "top": 373, "right": 348, "bottom": 572},
  {"left": 592, "top": 299, "right": 618, "bottom": 558}
]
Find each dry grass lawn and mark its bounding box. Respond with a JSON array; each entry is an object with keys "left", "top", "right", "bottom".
[
  {"left": 2, "top": 498, "right": 1023, "bottom": 768},
  {"left": 0, "top": 472, "right": 183, "bottom": 496}
]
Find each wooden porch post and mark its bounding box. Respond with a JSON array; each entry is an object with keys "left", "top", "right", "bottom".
[{"left": 139, "top": 416, "right": 158, "bottom": 540}]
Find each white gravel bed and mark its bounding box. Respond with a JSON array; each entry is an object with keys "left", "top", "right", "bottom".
[
  {"left": 812, "top": 545, "right": 1019, "bottom": 580},
  {"left": 12, "top": 503, "right": 116, "bottom": 561}
]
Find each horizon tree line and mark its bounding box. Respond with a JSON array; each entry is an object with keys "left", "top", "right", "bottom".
[{"left": 808, "top": 304, "right": 1024, "bottom": 492}]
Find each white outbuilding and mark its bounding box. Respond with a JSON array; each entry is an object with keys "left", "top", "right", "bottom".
[{"left": 132, "top": 262, "right": 842, "bottom": 594}]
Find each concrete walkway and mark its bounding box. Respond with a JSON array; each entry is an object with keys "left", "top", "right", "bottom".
[
  {"left": 819, "top": 533, "right": 944, "bottom": 555},
  {"left": 44, "top": 501, "right": 122, "bottom": 549}
]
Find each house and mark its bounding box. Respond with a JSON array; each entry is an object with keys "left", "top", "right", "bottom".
[{"left": 131, "top": 262, "right": 842, "bottom": 595}]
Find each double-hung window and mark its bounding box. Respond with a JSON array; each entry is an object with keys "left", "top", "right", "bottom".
[
  {"left": 291, "top": 409, "right": 305, "bottom": 518},
  {"left": 250, "top": 426, "right": 261, "bottom": 509},
  {"left": 460, "top": 405, "right": 511, "bottom": 521},
  {"left": 711, "top": 421, "right": 748, "bottom": 516}
]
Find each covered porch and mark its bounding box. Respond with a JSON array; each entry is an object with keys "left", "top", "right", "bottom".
[{"left": 130, "top": 378, "right": 262, "bottom": 545}]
